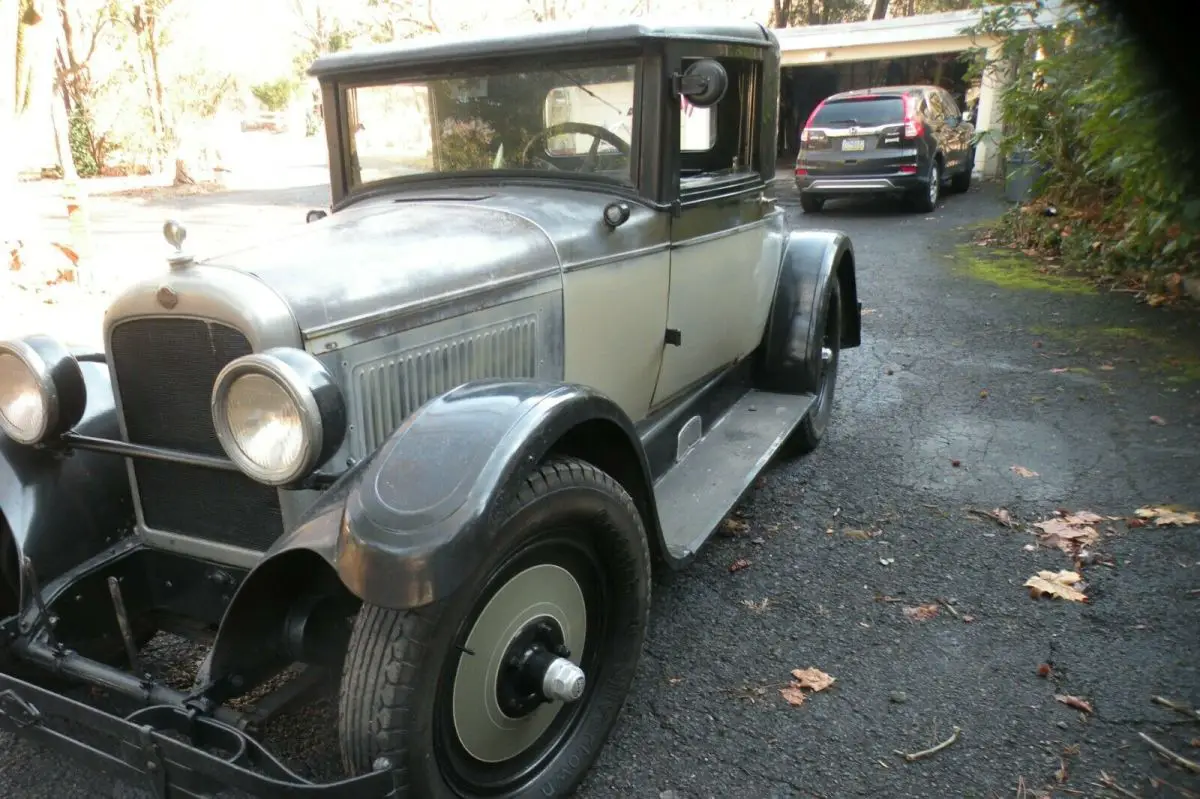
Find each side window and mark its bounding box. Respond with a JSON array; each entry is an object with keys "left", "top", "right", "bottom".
[
  {"left": 940, "top": 91, "right": 960, "bottom": 121},
  {"left": 926, "top": 91, "right": 946, "bottom": 122},
  {"left": 677, "top": 56, "right": 761, "bottom": 188}
]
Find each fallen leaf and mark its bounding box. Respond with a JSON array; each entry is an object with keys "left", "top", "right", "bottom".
[
  {"left": 1135, "top": 507, "right": 1200, "bottom": 527},
  {"left": 1050, "top": 367, "right": 1069, "bottom": 373},
  {"left": 1033, "top": 517, "right": 1099, "bottom": 554},
  {"left": 1055, "top": 757, "right": 1068, "bottom": 783},
  {"left": 1037, "top": 663, "right": 1053, "bottom": 678},
  {"left": 741, "top": 598, "right": 771, "bottom": 613},
  {"left": 729, "top": 558, "right": 752, "bottom": 573},
  {"left": 1150, "top": 415, "right": 1167, "bottom": 426},
  {"left": 790, "top": 667, "right": 836, "bottom": 692},
  {"left": 961, "top": 614, "right": 975, "bottom": 623},
  {"left": 1055, "top": 694, "right": 1094, "bottom": 714},
  {"left": 980, "top": 389, "right": 990, "bottom": 399},
  {"left": 720, "top": 517, "right": 749, "bottom": 536},
  {"left": 667, "top": 676, "right": 683, "bottom": 685},
  {"left": 1011, "top": 465, "right": 1040, "bottom": 478},
  {"left": 843, "top": 528, "right": 881, "bottom": 541},
  {"left": 950, "top": 459, "right": 961, "bottom": 467},
  {"left": 1025, "top": 570, "right": 1087, "bottom": 602},
  {"left": 1099, "top": 364, "right": 1114, "bottom": 371},
  {"left": 1190, "top": 738, "right": 1200, "bottom": 749},
  {"left": 779, "top": 685, "right": 806, "bottom": 706},
  {"left": 902, "top": 603, "right": 940, "bottom": 622},
  {"left": 968, "top": 507, "right": 1016, "bottom": 527}
]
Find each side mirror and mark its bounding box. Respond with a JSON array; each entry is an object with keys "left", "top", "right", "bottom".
[
  {"left": 961, "top": 109, "right": 973, "bottom": 123},
  {"left": 676, "top": 59, "right": 728, "bottom": 108},
  {"left": 306, "top": 209, "right": 328, "bottom": 224}
]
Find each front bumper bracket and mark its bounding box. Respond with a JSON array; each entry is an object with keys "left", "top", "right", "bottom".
[{"left": 0, "top": 671, "right": 394, "bottom": 798}]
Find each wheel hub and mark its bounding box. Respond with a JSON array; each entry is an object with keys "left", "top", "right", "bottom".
[
  {"left": 449, "top": 563, "right": 588, "bottom": 764},
  {"left": 496, "top": 619, "right": 585, "bottom": 717}
]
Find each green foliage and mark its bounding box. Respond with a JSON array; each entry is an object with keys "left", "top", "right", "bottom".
[
  {"left": 967, "top": 1, "right": 1199, "bottom": 281},
  {"left": 250, "top": 78, "right": 297, "bottom": 112},
  {"left": 436, "top": 118, "right": 496, "bottom": 171},
  {"left": 68, "top": 108, "right": 102, "bottom": 177}
]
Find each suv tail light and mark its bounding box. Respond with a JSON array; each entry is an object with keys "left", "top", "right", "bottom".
[
  {"left": 902, "top": 94, "right": 923, "bottom": 138},
  {"left": 799, "top": 101, "right": 825, "bottom": 145}
]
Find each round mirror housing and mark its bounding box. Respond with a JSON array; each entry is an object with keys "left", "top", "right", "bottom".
[{"left": 677, "top": 59, "right": 728, "bottom": 108}]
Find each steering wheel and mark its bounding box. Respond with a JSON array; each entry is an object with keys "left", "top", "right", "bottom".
[{"left": 519, "top": 122, "right": 631, "bottom": 173}]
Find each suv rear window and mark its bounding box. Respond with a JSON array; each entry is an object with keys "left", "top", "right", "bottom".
[{"left": 811, "top": 97, "right": 905, "bottom": 128}]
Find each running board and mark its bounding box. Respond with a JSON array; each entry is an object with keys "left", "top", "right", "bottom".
[{"left": 653, "top": 390, "right": 816, "bottom": 562}]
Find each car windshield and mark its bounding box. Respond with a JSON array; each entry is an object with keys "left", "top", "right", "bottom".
[
  {"left": 344, "top": 60, "right": 639, "bottom": 189},
  {"left": 812, "top": 97, "right": 904, "bottom": 128}
]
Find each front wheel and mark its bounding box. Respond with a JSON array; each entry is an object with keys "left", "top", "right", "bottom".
[{"left": 337, "top": 457, "right": 651, "bottom": 798}]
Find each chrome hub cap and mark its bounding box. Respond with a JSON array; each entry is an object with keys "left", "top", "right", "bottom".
[
  {"left": 929, "top": 164, "right": 940, "bottom": 205},
  {"left": 451, "top": 563, "right": 587, "bottom": 764}
]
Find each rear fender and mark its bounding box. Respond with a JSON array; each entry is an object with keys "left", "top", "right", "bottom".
[
  {"left": 202, "top": 380, "right": 660, "bottom": 685},
  {"left": 0, "top": 358, "right": 135, "bottom": 612},
  {"left": 756, "top": 230, "right": 861, "bottom": 394}
]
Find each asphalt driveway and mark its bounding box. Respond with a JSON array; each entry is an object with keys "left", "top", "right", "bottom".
[{"left": 2, "top": 182, "right": 1199, "bottom": 798}]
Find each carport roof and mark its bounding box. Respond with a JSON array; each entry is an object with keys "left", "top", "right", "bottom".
[{"left": 771, "top": 2, "right": 1069, "bottom": 64}]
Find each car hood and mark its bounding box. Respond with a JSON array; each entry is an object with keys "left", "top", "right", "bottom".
[{"left": 199, "top": 196, "right": 562, "bottom": 338}]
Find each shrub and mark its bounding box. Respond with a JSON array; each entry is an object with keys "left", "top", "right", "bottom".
[{"left": 967, "top": 0, "right": 1199, "bottom": 283}]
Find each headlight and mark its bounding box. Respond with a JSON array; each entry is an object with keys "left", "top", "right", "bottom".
[
  {"left": 0, "top": 335, "right": 86, "bottom": 445},
  {"left": 211, "top": 348, "right": 346, "bottom": 486}
]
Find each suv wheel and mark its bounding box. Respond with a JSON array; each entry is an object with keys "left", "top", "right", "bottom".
[
  {"left": 910, "top": 160, "right": 940, "bottom": 213},
  {"left": 799, "top": 194, "right": 825, "bottom": 213}
]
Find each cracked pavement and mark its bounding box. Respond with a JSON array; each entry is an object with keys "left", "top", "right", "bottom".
[{"left": 2, "top": 181, "right": 1199, "bottom": 798}]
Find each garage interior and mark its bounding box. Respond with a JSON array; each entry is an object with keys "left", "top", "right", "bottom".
[{"left": 776, "top": 52, "right": 978, "bottom": 162}]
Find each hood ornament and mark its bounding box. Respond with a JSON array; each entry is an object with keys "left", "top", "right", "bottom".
[{"left": 163, "top": 219, "right": 194, "bottom": 270}]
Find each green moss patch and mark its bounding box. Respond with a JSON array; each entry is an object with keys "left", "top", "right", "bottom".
[{"left": 951, "top": 245, "right": 1095, "bottom": 294}]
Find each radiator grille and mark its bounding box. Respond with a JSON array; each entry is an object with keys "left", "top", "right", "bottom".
[
  {"left": 109, "top": 318, "right": 284, "bottom": 552},
  {"left": 351, "top": 315, "right": 538, "bottom": 456}
]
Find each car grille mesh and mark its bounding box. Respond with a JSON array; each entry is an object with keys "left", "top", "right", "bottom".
[{"left": 109, "top": 318, "right": 283, "bottom": 552}]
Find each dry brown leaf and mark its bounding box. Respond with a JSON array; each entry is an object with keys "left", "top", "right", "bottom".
[
  {"left": 720, "top": 517, "right": 749, "bottom": 536},
  {"left": 728, "top": 558, "right": 752, "bottom": 573},
  {"left": 780, "top": 685, "right": 806, "bottom": 706},
  {"left": 1135, "top": 507, "right": 1200, "bottom": 527},
  {"left": 1011, "top": 465, "right": 1040, "bottom": 478},
  {"left": 1055, "top": 694, "right": 1094, "bottom": 714},
  {"left": 1034, "top": 517, "right": 1099, "bottom": 554},
  {"left": 902, "top": 603, "right": 940, "bottom": 622},
  {"left": 741, "top": 598, "right": 771, "bottom": 613},
  {"left": 790, "top": 667, "right": 836, "bottom": 692},
  {"left": 1025, "top": 570, "right": 1087, "bottom": 602},
  {"left": 1149, "top": 415, "right": 1167, "bottom": 426}
]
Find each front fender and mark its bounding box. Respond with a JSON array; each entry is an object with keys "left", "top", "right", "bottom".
[
  {"left": 247, "top": 380, "right": 654, "bottom": 612},
  {"left": 0, "top": 358, "right": 135, "bottom": 600},
  {"left": 757, "top": 229, "right": 861, "bottom": 394}
]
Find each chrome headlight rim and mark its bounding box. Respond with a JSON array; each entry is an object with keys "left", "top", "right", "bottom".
[
  {"left": 211, "top": 348, "right": 345, "bottom": 487},
  {"left": 0, "top": 335, "right": 86, "bottom": 446}
]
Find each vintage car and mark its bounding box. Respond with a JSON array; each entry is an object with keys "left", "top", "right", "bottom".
[{"left": 0, "top": 20, "right": 861, "bottom": 798}]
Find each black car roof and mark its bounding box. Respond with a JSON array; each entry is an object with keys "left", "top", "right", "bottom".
[
  {"left": 309, "top": 21, "right": 777, "bottom": 79},
  {"left": 823, "top": 85, "right": 937, "bottom": 101}
]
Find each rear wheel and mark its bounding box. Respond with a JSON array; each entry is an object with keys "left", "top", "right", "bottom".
[
  {"left": 909, "top": 159, "right": 940, "bottom": 213},
  {"left": 337, "top": 457, "right": 651, "bottom": 799},
  {"left": 786, "top": 277, "right": 843, "bottom": 455},
  {"left": 799, "top": 194, "right": 825, "bottom": 213}
]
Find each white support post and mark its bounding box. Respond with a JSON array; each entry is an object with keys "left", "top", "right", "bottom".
[{"left": 972, "top": 42, "right": 1009, "bottom": 180}]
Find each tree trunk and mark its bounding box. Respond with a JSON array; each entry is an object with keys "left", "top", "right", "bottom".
[{"left": 871, "top": 0, "right": 889, "bottom": 19}]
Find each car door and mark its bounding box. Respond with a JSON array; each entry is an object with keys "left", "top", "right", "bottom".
[
  {"left": 649, "top": 52, "right": 784, "bottom": 410},
  {"left": 939, "top": 89, "right": 973, "bottom": 172}
]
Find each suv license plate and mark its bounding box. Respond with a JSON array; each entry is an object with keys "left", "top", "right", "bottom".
[{"left": 841, "top": 138, "right": 866, "bottom": 152}]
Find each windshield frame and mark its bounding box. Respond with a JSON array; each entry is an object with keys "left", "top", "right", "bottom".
[{"left": 326, "top": 49, "right": 650, "bottom": 207}]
